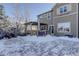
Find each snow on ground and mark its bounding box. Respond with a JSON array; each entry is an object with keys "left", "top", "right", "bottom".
[{"left": 0, "top": 35, "right": 79, "bottom": 56}]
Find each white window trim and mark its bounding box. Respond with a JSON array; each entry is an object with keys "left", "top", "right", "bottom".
[
  {"left": 47, "top": 13, "right": 51, "bottom": 20},
  {"left": 57, "top": 22, "right": 71, "bottom": 34},
  {"left": 57, "top": 4, "right": 71, "bottom": 15}
]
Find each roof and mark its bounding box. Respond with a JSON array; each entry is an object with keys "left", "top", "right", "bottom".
[
  {"left": 24, "top": 22, "right": 48, "bottom": 25},
  {"left": 37, "top": 10, "right": 53, "bottom": 17},
  {"left": 24, "top": 22, "right": 38, "bottom": 25},
  {"left": 37, "top": 4, "right": 56, "bottom": 17}
]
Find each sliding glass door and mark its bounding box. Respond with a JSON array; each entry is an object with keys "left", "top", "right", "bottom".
[{"left": 49, "top": 25, "right": 54, "bottom": 35}]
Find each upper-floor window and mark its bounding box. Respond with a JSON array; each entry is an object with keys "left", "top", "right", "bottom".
[
  {"left": 60, "top": 6, "right": 67, "bottom": 14},
  {"left": 57, "top": 4, "right": 71, "bottom": 15},
  {"left": 38, "top": 12, "right": 51, "bottom": 20},
  {"left": 64, "top": 6, "right": 67, "bottom": 12},
  {"left": 47, "top": 13, "right": 51, "bottom": 20},
  {"left": 60, "top": 7, "right": 63, "bottom": 13},
  {"left": 48, "top": 15, "right": 50, "bottom": 18}
]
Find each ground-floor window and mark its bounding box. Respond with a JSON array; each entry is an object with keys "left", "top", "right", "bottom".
[
  {"left": 57, "top": 22, "right": 71, "bottom": 34},
  {"left": 40, "top": 25, "right": 48, "bottom": 30}
]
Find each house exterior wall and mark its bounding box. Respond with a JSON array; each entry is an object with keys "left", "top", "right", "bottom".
[
  {"left": 38, "top": 3, "right": 78, "bottom": 37},
  {"left": 53, "top": 3, "right": 78, "bottom": 17},
  {"left": 78, "top": 4, "right": 79, "bottom": 37},
  {"left": 38, "top": 10, "right": 53, "bottom": 34},
  {"left": 38, "top": 11, "right": 53, "bottom": 26},
  {"left": 53, "top": 14, "right": 78, "bottom": 37},
  {"left": 26, "top": 24, "right": 38, "bottom": 35},
  {"left": 52, "top": 3, "right": 78, "bottom": 37}
]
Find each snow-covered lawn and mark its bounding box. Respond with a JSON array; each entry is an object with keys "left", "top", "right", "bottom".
[{"left": 0, "top": 35, "right": 79, "bottom": 56}]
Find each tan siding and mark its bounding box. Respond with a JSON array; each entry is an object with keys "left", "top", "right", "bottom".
[
  {"left": 38, "top": 11, "right": 53, "bottom": 25},
  {"left": 53, "top": 3, "right": 78, "bottom": 17},
  {"left": 52, "top": 3, "right": 78, "bottom": 37},
  {"left": 53, "top": 14, "right": 78, "bottom": 37},
  {"left": 39, "top": 18, "right": 52, "bottom": 25},
  {"left": 38, "top": 3, "right": 78, "bottom": 37}
]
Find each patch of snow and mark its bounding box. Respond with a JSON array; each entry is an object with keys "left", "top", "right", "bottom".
[{"left": 0, "top": 35, "right": 79, "bottom": 56}]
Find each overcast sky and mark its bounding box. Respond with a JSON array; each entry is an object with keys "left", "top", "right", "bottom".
[{"left": 1, "top": 3, "right": 55, "bottom": 21}]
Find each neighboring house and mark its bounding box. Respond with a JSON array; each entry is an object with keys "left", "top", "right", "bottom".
[
  {"left": 38, "top": 3, "right": 79, "bottom": 37},
  {"left": 24, "top": 22, "right": 48, "bottom": 35},
  {"left": 25, "top": 22, "right": 38, "bottom": 35},
  {"left": 37, "top": 10, "right": 53, "bottom": 35}
]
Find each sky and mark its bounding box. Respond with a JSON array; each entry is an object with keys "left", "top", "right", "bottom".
[{"left": 1, "top": 3, "right": 55, "bottom": 22}]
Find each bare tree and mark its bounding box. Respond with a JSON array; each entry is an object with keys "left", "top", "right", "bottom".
[
  {"left": 22, "top": 4, "right": 30, "bottom": 35},
  {"left": 12, "top": 3, "right": 31, "bottom": 35},
  {"left": 12, "top": 3, "right": 21, "bottom": 35}
]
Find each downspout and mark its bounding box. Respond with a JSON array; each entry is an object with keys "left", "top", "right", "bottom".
[
  {"left": 78, "top": 3, "right": 79, "bottom": 38},
  {"left": 37, "top": 18, "right": 40, "bottom": 36}
]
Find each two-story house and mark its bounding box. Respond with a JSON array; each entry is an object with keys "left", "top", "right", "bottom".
[
  {"left": 53, "top": 3, "right": 78, "bottom": 37},
  {"left": 38, "top": 3, "right": 79, "bottom": 37},
  {"left": 37, "top": 10, "right": 54, "bottom": 35}
]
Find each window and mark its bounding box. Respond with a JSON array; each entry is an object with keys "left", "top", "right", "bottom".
[
  {"left": 60, "top": 8, "right": 63, "bottom": 13},
  {"left": 41, "top": 26, "right": 45, "bottom": 30},
  {"left": 47, "top": 13, "right": 51, "bottom": 20},
  {"left": 57, "top": 4, "right": 71, "bottom": 15},
  {"left": 57, "top": 22, "right": 71, "bottom": 33},
  {"left": 41, "top": 25, "right": 47, "bottom": 30},
  {"left": 64, "top": 6, "right": 67, "bottom": 12},
  {"left": 32, "top": 25, "right": 37, "bottom": 30},
  {"left": 48, "top": 16, "right": 50, "bottom": 18}
]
